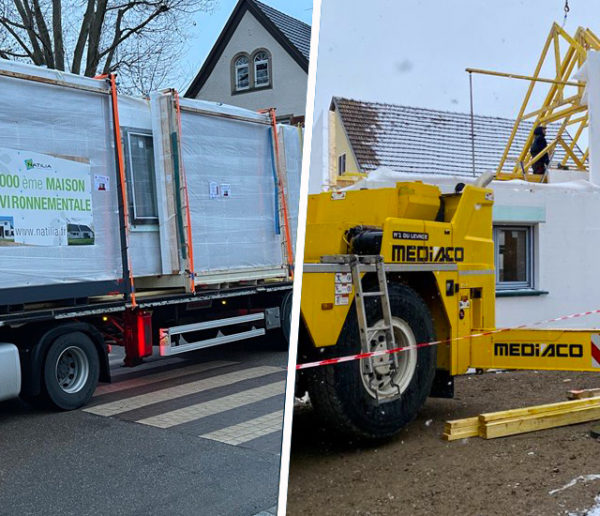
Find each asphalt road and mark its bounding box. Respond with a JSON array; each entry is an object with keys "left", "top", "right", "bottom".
[{"left": 0, "top": 339, "right": 288, "bottom": 516}]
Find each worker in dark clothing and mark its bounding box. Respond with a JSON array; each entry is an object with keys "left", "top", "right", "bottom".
[{"left": 530, "top": 126, "right": 550, "bottom": 174}]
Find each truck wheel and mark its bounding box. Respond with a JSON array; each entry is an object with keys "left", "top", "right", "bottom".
[
  {"left": 280, "top": 291, "right": 293, "bottom": 345},
  {"left": 264, "top": 292, "right": 293, "bottom": 350},
  {"left": 42, "top": 332, "right": 99, "bottom": 410},
  {"left": 306, "top": 283, "right": 436, "bottom": 440}
]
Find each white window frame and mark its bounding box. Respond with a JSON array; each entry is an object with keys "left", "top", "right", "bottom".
[
  {"left": 494, "top": 224, "right": 534, "bottom": 290},
  {"left": 253, "top": 51, "right": 270, "bottom": 88},
  {"left": 234, "top": 55, "right": 250, "bottom": 91},
  {"left": 123, "top": 128, "right": 158, "bottom": 225}
]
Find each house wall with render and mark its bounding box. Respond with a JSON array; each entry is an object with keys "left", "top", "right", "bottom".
[
  {"left": 193, "top": 11, "right": 307, "bottom": 119},
  {"left": 328, "top": 109, "right": 361, "bottom": 187}
]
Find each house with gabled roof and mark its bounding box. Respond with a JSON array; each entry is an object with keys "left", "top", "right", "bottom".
[
  {"left": 185, "top": 0, "right": 310, "bottom": 124},
  {"left": 329, "top": 97, "right": 586, "bottom": 188}
]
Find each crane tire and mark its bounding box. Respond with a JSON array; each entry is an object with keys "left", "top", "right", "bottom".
[{"left": 306, "top": 283, "right": 436, "bottom": 440}]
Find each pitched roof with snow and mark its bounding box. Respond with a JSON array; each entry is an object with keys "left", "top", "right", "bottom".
[
  {"left": 185, "top": 0, "right": 311, "bottom": 97},
  {"left": 332, "top": 97, "right": 586, "bottom": 177}
]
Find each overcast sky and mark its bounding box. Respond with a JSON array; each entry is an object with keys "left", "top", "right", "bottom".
[
  {"left": 308, "top": 0, "right": 600, "bottom": 191},
  {"left": 178, "top": 0, "right": 313, "bottom": 92}
]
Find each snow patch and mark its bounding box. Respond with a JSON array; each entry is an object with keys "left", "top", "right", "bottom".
[
  {"left": 567, "top": 494, "right": 600, "bottom": 516},
  {"left": 344, "top": 167, "right": 600, "bottom": 194},
  {"left": 548, "top": 474, "right": 600, "bottom": 495}
]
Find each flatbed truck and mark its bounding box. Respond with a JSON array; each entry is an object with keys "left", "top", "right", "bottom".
[
  {"left": 0, "top": 61, "right": 297, "bottom": 411},
  {"left": 0, "top": 282, "right": 292, "bottom": 409}
]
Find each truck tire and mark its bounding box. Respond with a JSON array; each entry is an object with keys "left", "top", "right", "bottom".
[
  {"left": 264, "top": 291, "right": 293, "bottom": 350},
  {"left": 42, "top": 332, "right": 100, "bottom": 410},
  {"left": 306, "top": 283, "right": 436, "bottom": 440},
  {"left": 280, "top": 291, "right": 293, "bottom": 345}
]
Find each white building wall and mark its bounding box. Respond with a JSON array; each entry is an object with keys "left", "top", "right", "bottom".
[
  {"left": 309, "top": 109, "right": 326, "bottom": 193},
  {"left": 195, "top": 11, "right": 307, "bottom": 118},
  {"left": 492, "top": 180, "right": 600, "bottom": 329}
]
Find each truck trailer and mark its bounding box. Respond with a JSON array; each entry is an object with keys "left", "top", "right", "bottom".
[{"left": 0, "top": 61, "right": 300, "bottom": 410}]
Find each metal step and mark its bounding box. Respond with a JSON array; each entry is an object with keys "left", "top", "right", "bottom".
[
  {"left": 159, "top": 313, "right": 266, "bottom": 356},
  {"left": 347, "top": 254, "right": 399, "bottom": 383},
  {"left": 366, "top": 325, "right": 391, "bottom": 331}
]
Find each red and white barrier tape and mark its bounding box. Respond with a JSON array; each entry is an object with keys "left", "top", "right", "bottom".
[{"left": 295, "top": 308, "right": 600, "bottom": 370}]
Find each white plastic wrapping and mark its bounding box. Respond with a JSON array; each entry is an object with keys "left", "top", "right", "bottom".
[
  {"left": 573, "top": 51, "right": 600, "bottom": 187},
  {"left": 0, "top": 61, "right": 122, "bottom": 293},
  {"left": 281, "top": 125, "right": 303, "bottom": 251},
  {"left": 178, "top": 108, "right": 284, "bottom": 275},
  {"left": 118, "top": 95, "right": 162, "bottom": 277},
  {"left": 0, "top": 61, "right": 302, "bottom": 299}
]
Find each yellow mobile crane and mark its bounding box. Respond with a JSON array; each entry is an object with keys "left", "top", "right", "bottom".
[
  {"left": 298, "top": 180, "right": 600, "bottom": 439},
  {"left": 297, "top": 22, "right": 600, "bottom": 441}
]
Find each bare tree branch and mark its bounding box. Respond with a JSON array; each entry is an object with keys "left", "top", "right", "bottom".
[
  {"left": 85, "top": 0, "right": 109, "bottom": 76},
  {"left": 71, "top": 0, "right": 94, "bottom": 74},
  {"left": 0, "top": 47, "right": 29, "bottom": 57},
  {"left": 100, "top": 3, "right": 167, "bottom": 62},
  {"left": 0, "top": 0, "right": 216, "bottom": 93},
  {"left": 31, "top": 0, "right": 54, "bottom": 67},
  {"left": 12, "top": 0, "right": 44, "bottom": 64},
  {"left": 51, "top": 0, "right": 63, "bottom": 69},
  {"left": 0, "top": 17, "right": 37, "bottom": 61}
]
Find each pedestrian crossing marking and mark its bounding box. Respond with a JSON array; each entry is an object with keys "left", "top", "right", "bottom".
[
  {"left": 200, "top": 410, "right": 284, "bottom": 446},
  {"left": 84, "top": 366, "right": 282, "bottom": 417},
  {"left": 136, "top": 381, "right": 286, "bottom": 429},
  {"left": 94, "top": 360, "right": 236, "bottom": 397}
]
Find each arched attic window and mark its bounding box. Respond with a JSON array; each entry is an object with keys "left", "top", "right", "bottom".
[
  {"left": 233, "top": 54, "right": 250, "bottom": 91},
  {"left": 253, "top": 50, "right": 271, "bottom": 88}
]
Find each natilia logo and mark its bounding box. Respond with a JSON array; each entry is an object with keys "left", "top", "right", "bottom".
[{"left": 24, "top": 159, "right": 51, "bottom": 170}]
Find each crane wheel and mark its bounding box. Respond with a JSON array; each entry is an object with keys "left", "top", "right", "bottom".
[{"left": 306, "top": 283, "right": 436, "bottom": 440}]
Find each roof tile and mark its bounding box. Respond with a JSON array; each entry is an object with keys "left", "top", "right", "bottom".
[{"left": 253, "top": 0, "right": 311, "bottom": 61}]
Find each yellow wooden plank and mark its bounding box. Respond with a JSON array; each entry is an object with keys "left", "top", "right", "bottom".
[
  {"left": 553, "top": 31, "right": 562, "bottom": 76},
  {"left": 442, "top": 427, "right": 480, "bottom": 441},
  {"left": 479, "top": 397, "right": 600, "bottom": 423},
  {"left": 538, "top": 104, "right": 586, "bottom": 125},
  {"left": 496, "top": 26, "right": 555, "bottom": 174},
  {"left": 557, "top": 137, "right": 585, "bottom": 169},
  {"left": 445, "top": 416, "right": 479, "bottom": 431},
  {"left": 443, "top": 416, "right": 480, "bottom": 441},
  {"left": 482, "top": 405, "right": 600, "bottom": 439},
  {"left": 568, "top": 388, "right": 600, "bottom": 400}
]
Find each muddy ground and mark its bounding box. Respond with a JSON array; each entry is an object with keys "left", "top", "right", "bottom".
[{"left": 287, "top": 370, "right": 600, "bottom": 515}]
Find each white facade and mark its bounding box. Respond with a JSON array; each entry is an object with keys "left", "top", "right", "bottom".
[
  {"left": 491, "top": 179, "right": 600, "bottom": 329},
  {"left": 193, "top": 11, "right": 307, "bottom": 119}
]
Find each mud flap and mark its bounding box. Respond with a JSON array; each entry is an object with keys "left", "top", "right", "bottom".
[{"left": 429, "top": 369, "right": 454, "bottom": 399}]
